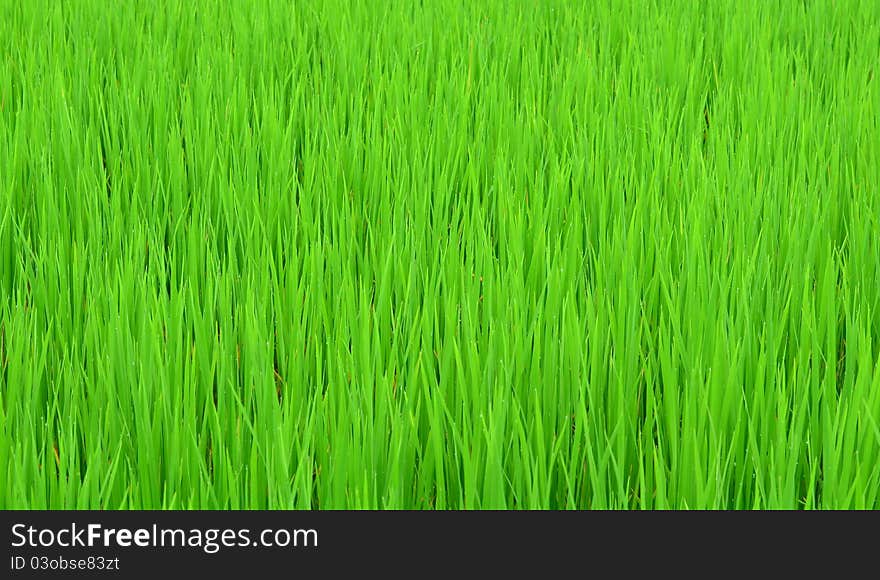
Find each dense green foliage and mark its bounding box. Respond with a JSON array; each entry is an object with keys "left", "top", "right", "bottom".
[{"left": 2, "top": 0, "right": 880, "bottom": 508}]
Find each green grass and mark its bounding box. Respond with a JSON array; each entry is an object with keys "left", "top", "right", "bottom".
[{"left": 1, "top": 0, "right": 879, "bottom": 509}]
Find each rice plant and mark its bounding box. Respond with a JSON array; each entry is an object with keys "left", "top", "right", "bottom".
[{"left": 1, "top": 0, "right": 879, "bottom": 509}]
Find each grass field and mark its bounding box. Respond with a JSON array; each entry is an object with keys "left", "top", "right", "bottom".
[{"left": 2, "top": 0, "right": 880, "bottom": 509}]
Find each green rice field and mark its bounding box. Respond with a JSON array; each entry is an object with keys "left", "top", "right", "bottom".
[{"left": 2, "top": 0, "right": 880, "bottom": 509}]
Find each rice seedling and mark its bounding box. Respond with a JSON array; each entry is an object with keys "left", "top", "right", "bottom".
[{"left": 1, "top": 0, "right": 879, "bottom": 509}]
